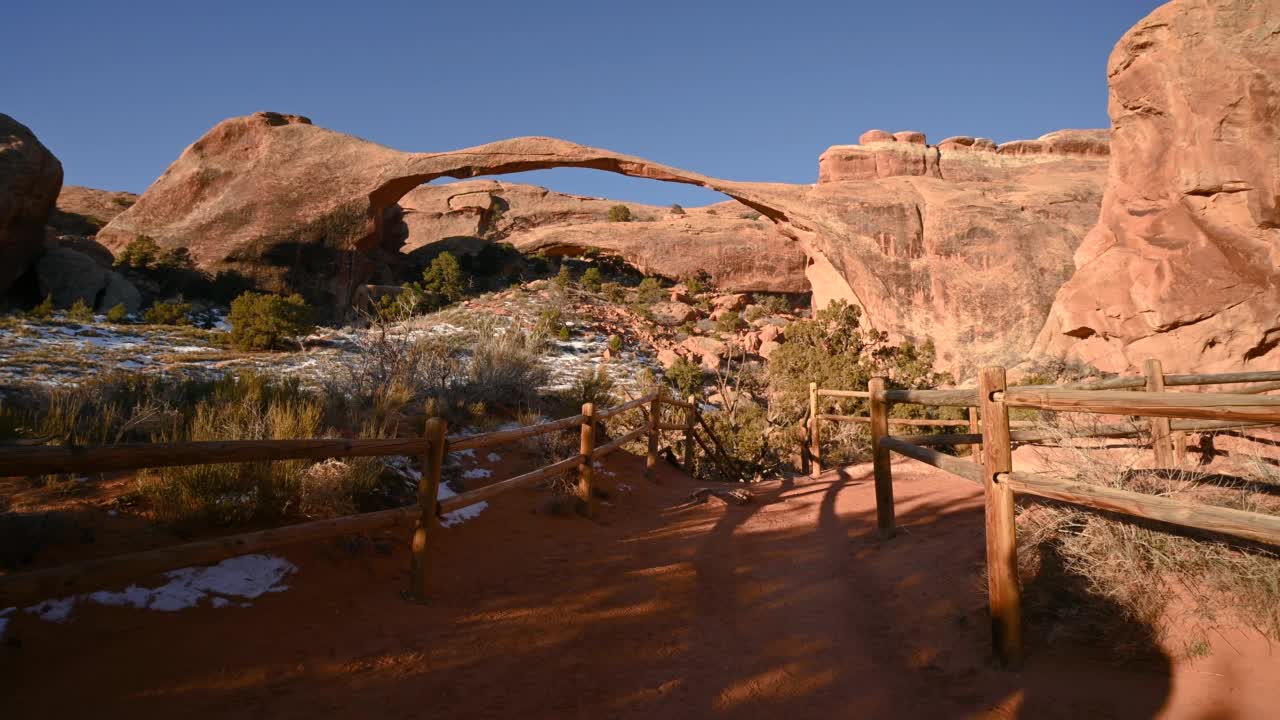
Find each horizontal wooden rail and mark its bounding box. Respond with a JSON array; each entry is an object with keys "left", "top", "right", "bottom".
[
  {"left": 1004, "top": 471, "right": 1280, "bottom": 547},
  {"left": 449, "top": 414, "right": 585, "bottom": 453},
  {"left": 659, "top": 396, "right": 695, "bottom": 410},
  {"left": 820, "top": 415, "right": 973, "bottom": 427},
  {"left": 882, "top": 388, "right": 978, "bottom": 407},
  {"left": 591, "top": 425, "right": 652, "bottom": 459},
  {"left": 0, "top": 438, "right": 427, "bottom": 478},
  {"left": 880, "top": 436, "right": 983, "bottom": 485},
  {"left": 1165, "top": 370, "right": 1280, "bottom": 388},
  {"left": 0, "top": 505, "right": 418, "bottom": 606},
  {"left": 1239, "top": 381, "right": 1280, "bottom": 395},
  {"left": 817, "top": 389, "right": 870, "bottom": 398},
  {"left": 1001, "top": 388, "right": 1280, "bottom": 423},
  {"left": 656, "top": 423, "right": 687, "bottom": 432},
  {"left": 904, "top": 419, "right": 1275, "bottom": 448},
  {"left": 439, "top": 455, "right": 584, "bottom": 513},
  {"left": 596, "top": 393, "right": 657, "bottom": 420}
]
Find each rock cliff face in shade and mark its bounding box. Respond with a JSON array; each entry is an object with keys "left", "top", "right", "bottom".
[
  {"left": 0, "top": 114, "right": 63, "bottom": 295},
  {"left": 1034, "top": 0, "right": 1280, "bottom": 374},
  {"left": 394, "top": 182, "right": 808, "bottom": 293},
  {"left": 98, "top": 111, "right": 1108, "bottom": 371}
]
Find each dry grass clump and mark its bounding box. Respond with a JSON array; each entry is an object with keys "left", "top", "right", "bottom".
[
  {"left": 139, "top": 376, "right": 327, "bottom": 528},
  {"left": 298, "top": 458, "right": 381, "bottom": 518},
  {"left": 1016, "top": 426, "right": 1280, "bottom": 657}
]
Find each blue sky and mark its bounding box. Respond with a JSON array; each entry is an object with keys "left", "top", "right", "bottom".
[{"left": 4, "top": 0, "right": 1162, "bottom": 206}]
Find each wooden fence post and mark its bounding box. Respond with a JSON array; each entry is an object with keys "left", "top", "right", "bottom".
[
  {"left": 683, "top": 395, "right": 697, "bottom": 476},
  {"left": 1144, "top": 358, "right": 1178, "bottom": 467},
  {"left": 868, "top": 377, "right": 894, "bottom": 538},
  {"left": 809, "top": 382, "right": 822, "bottom": 478},
  {"left": 978, "top": 366, "right": 1022, "bottom": 668},
  {"left": 579, "top": 402, "right": 597, "bottom": 516},
  {"left": 410, "top": 417, "right": 447, "bottom": 601},
  {"left": 646, "top": 388, "right": 661, "bottom": 480},
  {"left": 968, "top": 406, "right": 981, "bottom": 464}
]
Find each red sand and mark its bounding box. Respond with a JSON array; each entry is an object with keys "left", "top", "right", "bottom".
[{"left": 3, "top": 453, "right": 1277, "bottom": 719}]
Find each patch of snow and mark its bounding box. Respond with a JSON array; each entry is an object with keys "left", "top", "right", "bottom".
[
  {"left": 486, "top": 452, "right": 501, "bottom": 463},
  {"left": 25, "top": 597, "right": 75, "bottom": 623},
  {"left": 615, "top": 483, "right": 633, "bottom": 492},
  {"left": 451, "top": 448, "right": 476, "bottom": 460},
  {"left": 441, "top": 501, "right": 488, "bottom": 527},
  {"left": 0, "top": 606, "right": 14, "bottom": 637},
  {"left": 27, "top": 555, "right": 296, "bottom": 623},
  {"left": 462, "top": 468, "right": 492, "bottom": 480}
]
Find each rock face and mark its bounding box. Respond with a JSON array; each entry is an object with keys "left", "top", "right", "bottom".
[
  {"left": 48, "top": 185, "right": 138, "bottom": 237},
  {"left": 392, "top": 182, "right": 808, "bottom": 293},
  {"left": 0, "top": 115, "right": 63, "bottom": 295},
  {"left": 809, "top": 128, "right": 1110, "bottom": 373},
  {"left": 1034, "top": 0, "right": 1280, "bottom": 373},
  {"left": 35, "top": 246, "right": 141, "bottom": 313}
]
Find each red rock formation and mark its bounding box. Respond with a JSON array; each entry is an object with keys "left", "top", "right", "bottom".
[
  {"left": 0, "top": 114, "right": 63, "bottom": 295},
  {"left": 394, "top": 182, "right": 808, "bottom": 293},
  {"left": 1035, "top": 0, "right": 1280, "bottom": 373}
]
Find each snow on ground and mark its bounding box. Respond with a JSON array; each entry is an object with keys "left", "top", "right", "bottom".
[
  {"left": 435, "top": 481, "right": 489, "bottom": 528},
  {"left": 19, "top": 554, "right": 296, "bottom": 627},
  {"left": 486, "top": 452, "right": 502, "bottom": 462},
  {"left": 462, "top": 468, "right": 492, "bottom": 480}
]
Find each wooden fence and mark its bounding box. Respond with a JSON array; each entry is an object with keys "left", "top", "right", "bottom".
[
  {"left": 0, "top": 389, "right": 726, "bottom": 606},
  {"left": 833, "top": 361, "right": 1280, "bottom": 668}
]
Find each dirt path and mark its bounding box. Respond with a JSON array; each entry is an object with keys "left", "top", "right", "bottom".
[{"left": 3, "top": 453, "right": 1276, "bottom": 718}]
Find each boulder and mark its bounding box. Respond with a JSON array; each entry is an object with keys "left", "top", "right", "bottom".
[
  {"left": 758, "top": 324, "right": 783, "bottom": 344},
  {"left": 893, "top": 131, "right": 927, "bottom": 145},
  {"left": 859, "top": 129, "right": 896, "bottom": 144},
  {"left": 36, "top": 246, "right": 106, "bottom": 307},
  {"left": 657, "top": 348, "right": 682, "bottom": 369},
  {"left": 711, "top": 293, "right": 748, "bottom": 312},
  {"left": 99, "top": 271, "right": 142, "bottom": 313},
  {"left": 1035, "top": 0, "right": 1280, "bottom": 373},
  {"left": 649, "top": 301, "right": 698, "bottom": 326},
  {"left": 758, "top": 340, "right": 782, "bottom": 360},
  {"left": 0, "top": 114, "right": 63, "bottom": 295},
  {"left": 681, "top": 336, "right": 727, "bottom": 370}
]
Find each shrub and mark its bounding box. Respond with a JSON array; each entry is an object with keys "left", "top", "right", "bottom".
[
  {"left": 555, "top": 263, "right": 574, "bottom": 289},
  {"left": 421, "top": 251, "right": 466, "bottom": 303},
  {"left": 115, "top": 235, "right": 193, "bottom": 272},
  {"left": 143, "top": 299, "right": 192, "bottom": 325},
  {"left": 580, "top": 267, "right": 603, "bottom": 293},
  {"left": 607, "top": 205, "right": 632, "bottom": 223},
  {"left": 564, "top": 365, "right": 616, "bottom": 408},
  {"left": 29, "top": 294, "right": 54, "bottom": 320},
  {"left": 716, "top": 311, "right": 747, "bottom": 334},
  {"left": 706, "top": 209, "right": 717, "bottom": 216},
  {"left": 228, "top": 292, "right": 313, "bottom": 350},
  {"left": 635, "top": 277, "right": 664, "bottom": 304},
  {"left": 536, "top": 307, "right": 567, "bottom": 343},
  {"left": 607, "top": 334, "right": 623, "bottom": 354},
  {"left": 758, "top": 295, "right": 790, "bottom": 315},
  {"left": 105, "top": 303, "right": 129, "bottom": 323},
  {"left": 68, "top": 298, "right": 94, "bottom": 322},
  {"left": 767, "top": 300, "right": 959, "bottom": 452},
  {"left": 743, "top": 305, "right": 767, "bottom": 323},
  {"left": 670, "top": 203, "right": 685, "bottom": 215},
  {"left": 685, "top": 275, "right": 707, "bottom": 295},
  {"left": 298, "top": 458, "right": 380, "bottom": 518},
  {"left": 665, "top": 357, "right": 705, "bottom": 398},
  {"left": 601, "top": 282, "right": 626, "bottom": 302},
  {"left": 463, "top": 323, "right": 549, "bottom": 408}
]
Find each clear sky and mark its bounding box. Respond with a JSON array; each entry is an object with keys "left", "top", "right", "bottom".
[{"left": 4, "top": 0, "right": 1162, "bottom": 207}]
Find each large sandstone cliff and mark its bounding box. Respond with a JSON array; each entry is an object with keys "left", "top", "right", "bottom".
[{"left": 1034, "top": 0, "right": 1280, "bottom": 373}]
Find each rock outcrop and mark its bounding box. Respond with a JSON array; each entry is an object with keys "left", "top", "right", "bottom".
[
  {"left": 100, "top": 111, "right": 1108, "bottom": 372},
  {"left": 808, "top": 128, "right": 1110, "bottom": 373},
  {"left": 1034, "top": 0, "right": 1280, "bottom": 373},
  {"left": 36, "top": 245, "right": 141, "bottom": 313},
  {"left": 0, "top": 115, "right": 63, "bottom": 295},
  {"left": 48, "top": 185, "right": 138, "bottom": 237},
  {"left": 393, "top": 182, "right": 808, "bottom": 293}
]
